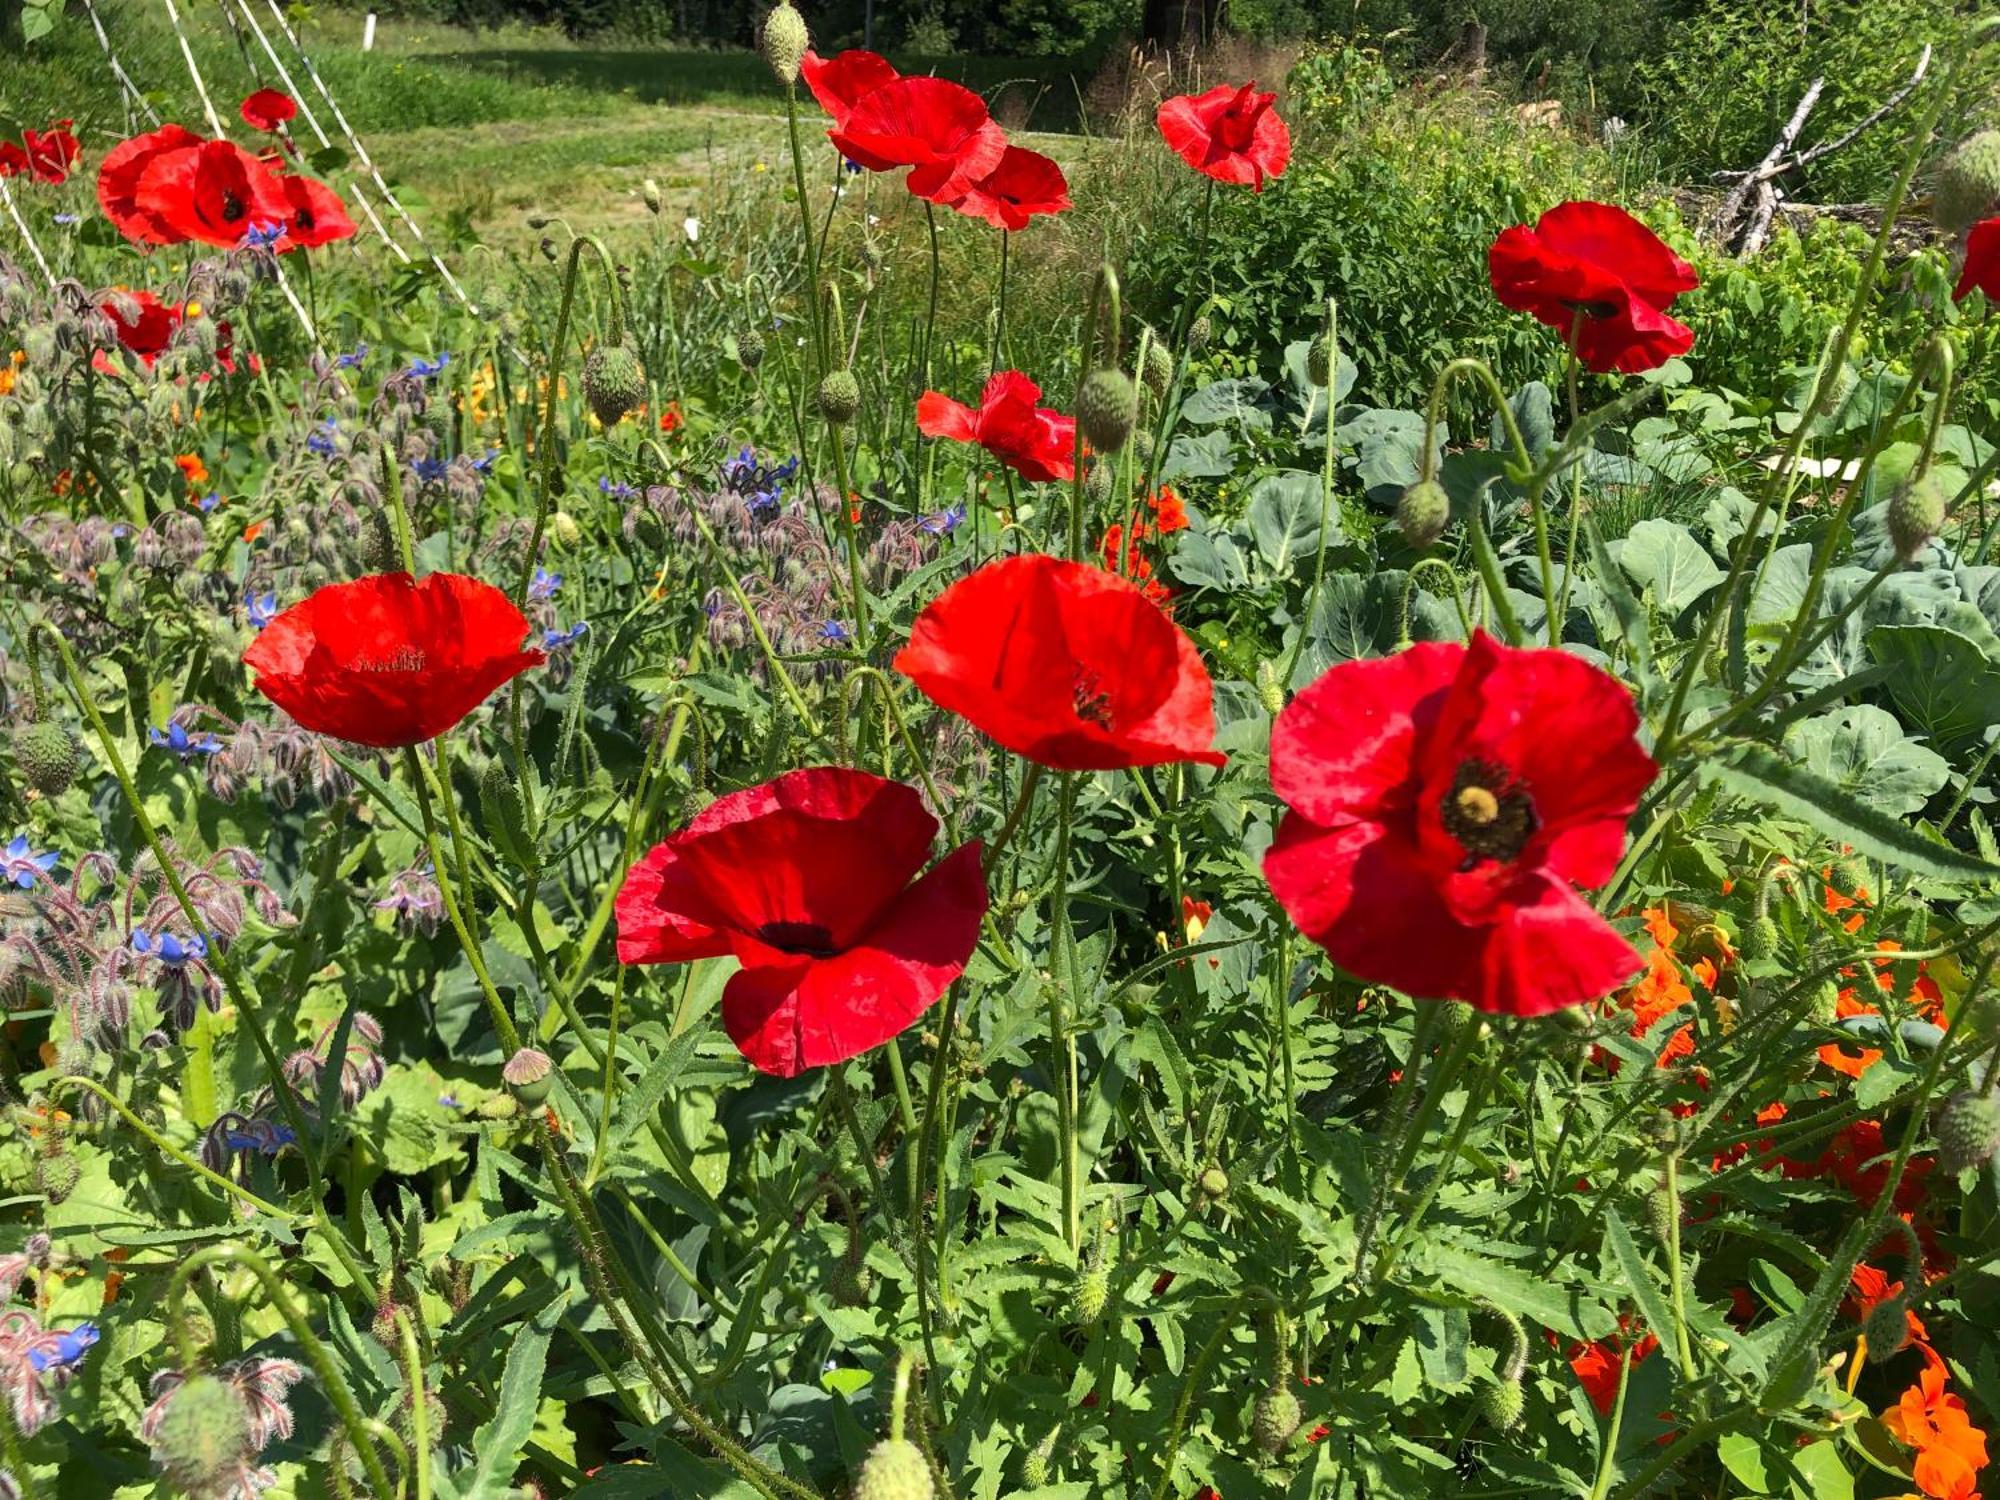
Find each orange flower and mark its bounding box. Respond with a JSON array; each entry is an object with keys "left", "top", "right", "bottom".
[
  {"left": 659, "top": 400, "right": 684, "bottom": 434},
  {"left": 1883, "top": 1344, "right": 1988, "bottom": 1500},
  {"left": 243, "top": 519, "right": 266, "bottom": 544},
  {"left": 1148, "top": 485, "right": 1190, "bottom": 533},
  {"left": 1570, "top": 1327, "right": 1660, "bottom": 1416},
  {"left": 1182, "top": 895, "right": 1212, "bottom": 943},
  {"left": 175, "top": 452, "right": 209, "bottom": 487},
  {"left": 1819, "top": 987, "right": 1883, "bottom": 1079},
  {"left": 1641, "top": 906, "right": 1679, "bottom": 949}
]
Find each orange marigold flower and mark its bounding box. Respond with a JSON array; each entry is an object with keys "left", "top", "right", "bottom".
[
  {"left": 1149, "top": 484, "right": 1190, "bottom": 533},
  {"left": 1819, "top": 988, "right": 1883, "bottom": 1079},
  {"left": 1883, "top": 1344, "right": 1988, "bottom": 1500},
  {"left": 1642, "top": 906, "right": 1679, "bottom": 949},
  {"left": 175, "top": 452, "right": 209, "bottom": 487},
  {"left": 659, "top": 400, "right": 684, "bottom": 433}
]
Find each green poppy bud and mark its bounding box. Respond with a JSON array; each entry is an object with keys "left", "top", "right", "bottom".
[
  {"left": 503, "top": 1047, "right": 554, "bottom": 1106},
  {"left": 581, "top": 342, "right": 646, "bottom": 427},
  {"left": 817, "top": 369, "right": 861, "bottom": 425},
  {"left": 1307, "top": 332, "right": 1333, "bottom": 387},
  {"left": 761, "top": 1, "right": 810, "bottom": 86},
  {"left": 853, "top": 1438, "right": 934, "bottom": 1500},
  {"left": 1068, "top": 1264, "right": 1109, "bottom": 1326},
  {"left": 1887, "top": 471, "right": 1948, "bottom": 562},
  {"left": 1479, "top": 1377, "right": 1524, "bottom": 1432},
  {"left": 1863, "top": 1296, "right": 1912, "bottom": 1361},
  {"left": 1396, "top": 478, "right": 1451, "bottom": 550},
  {"left": 154, "top": 1375, "right": 251, "bottom": 1497},
  {"left": 14, "top": 720, "right": 78, "bottom": 796},
  {"left": 1938, "top": 1090, "right": 2000, "bottom": 1175},
  {"left": 735, "top": 326, "right": 766, "bottom": 372},
  {"left": 1934, "top": 129, "right": 2000, "bottom": 236},
  {"left": 1078, "top": 369, "right": 1137, "bottom": 453},
  {"left": 1252, "top": 1384, "right": 1302, "bottom": 1455},
  {"left": 1199, "top": 1167, "right": 1230, "bottom": 1200}
]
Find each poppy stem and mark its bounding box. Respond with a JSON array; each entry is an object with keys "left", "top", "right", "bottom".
[
  {"left": 782, "top": 83, "right": 827, "bottom": 371},
  {"left": 1283, "top": 294, "right": 1340, "bottom": 690},
  {"left": 983, "top": 762, "right": 1043, "bottom": 870},
  {"left": 1584, "top": 1321, "right": 1634, "bottom": 1500},
  {"left": 1049, "top": 772, "right": 1084, "bottom": 1253},
  {"left": 1370, "top": 1034, "right": 1493, "bottom": 1286},
  {"left": 992, "top": 228, "right": 1010, "bottom": 375}
]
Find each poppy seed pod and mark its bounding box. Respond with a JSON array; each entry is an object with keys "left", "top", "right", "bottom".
[
  {"left": 1935, "top": 129, "right": 2000, "bottom": 236},
  {"left": 1078, "top": 369, "right": 1137, "bottom": 453},
  {"left": 830, "top": 1258, "right": 874, "bottom": 1308},
  {"left": 853, "top": 1438, "right": 934, "bottom": 1500},
  {"left": 1396, "top": 478, "right": 1451, "bottom": 550},
  {"left": 152, "top": 1375, "right": 251, "bottom": 1495},
  {"left": 735, "top": 326, "right": 766, "bottom": 371},
  {"left": 1084, "top": 459, "right": 1113, "bottom": 504},
  {"left": 1252, "top": 1385, "right": 1302, "bottom": 1455},
  {"left": 817, "top": 368, "right": 862, "bottom": 424},
  {"left": 549, "top": 510, "right": 582, "bottom": 547},
  {"left": 1938, "top": 1090, "right": 2000, "bottom": 1174},
  {"left": 503, "top": 1047, "right": 554, "bottom": 1106},
  {"left": 1188, "top": 312, "right": 1213, "bottom": 352},
  {"left": 1887, "top": 471, "right": 1948, "bottom": 562},
  {"left": 761, "top": 2, "right": 810, "bottom": 85},
  {"left": 582, "top": 342, "right": 646, "bottom": 427},
  {"left": 1479, "top": 1377, "right": 1524, "bottom": 1432},
  {"left": 14, "top": 720, "right": 79, "bottom": 796}
]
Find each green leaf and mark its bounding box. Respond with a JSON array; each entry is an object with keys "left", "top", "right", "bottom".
[
  {"left": 453, "top": 1293, "right": 567, "bottom": 1499},
  {"left": 1616, "top": 519, "right": 1724, "bottom": 614},
  {"left": 1602, "top": 1208, "right": 1682, "bottom": 1375},
  {"left": 1717, "top": 1431, "right": 1773, "bottom": 1492},
  {"left": 1245, "top": 470, "right": 1330, "bottom": 577},
  {"left": 1865, "top": 624, "right": 2000, "bottom": 750},
  {"left": 1422, "top": 1242, "right": 1615, "bottom": 1341},
  {"left": 1389, "top": 1337, "right": 1422, "bottom": 1403},
  {"left": 1699, "top": 741, "right": 2000, "bottom": 879},
  {"left": 1783, "top": 705, "right": 1950, "bottom": 817}
]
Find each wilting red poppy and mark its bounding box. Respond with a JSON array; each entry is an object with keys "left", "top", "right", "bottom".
[
  {"left": 801, "top": 48, "right": 900, "bottom": 135},
  {"left": 832, "top": 75, "right": 1006, "bottom": 204},
  {"left": 135, "top": 139, "right": 288, "bottom": 250},
  {"left": 270, "top": 173, "right": 356, "bottom": 251},
  {"left": 916, "top": 369, "right": 1076, "bottom": 484},
  {"left": 22, "top": 123, "right": 81, "bottom": 185},
  {"left": 1263, "top": 631, "right": 1657, "bottom": 1016},
  {"left": 1489, "top": 201, "right": 1699, "bottom": 374},
  {"left": 0, "top": 142, "right": 27, "bottom": 178},
  {"left": 1156, "top": 83, "right": 1291, "bottom": 191},
  {"left": 1956, "top": 218, "right": 2000, "bottom": 304},
  {"left": 242, "top": 572, "right": 544, "bottom": 747},
  {"left": 100, "top": 289, "right": 183, "bottom": 367},
  {"left": 615, "top": 767, "right": 986, "bottom": 1079},
  {"left": 949, "top": 145, "right": 1071, "bottom": 231},
  {"left": 895, "top": 553, "right": 1227, "bottom": 771},
  {"left": 97, "top": 125, "right": 204, "bottom": 246},
  {"left": 240, "top": 89, "right": 297, "bottom": 132}
]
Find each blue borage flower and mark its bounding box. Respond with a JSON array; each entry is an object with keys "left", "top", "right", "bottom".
[
  {"left": 306, "top": 418, "right": 337, "bottom": 457},
  {"left": 411, "top": 457, "right": 449, "bottom": 485},
  {"left": 528, "top": 567, "right": 562, "bottom": 601},
  {"left": 197, "top": 492, "right": 222, "bottom": 512},
  {"left": 149, "top": 722, "right": 223, "bottom": 760},
  {"left": 720, "top": 446, "right": 799, "bottom": 513},
  {"left": 402, "top": 352, "right": 450, "bottom": 380},
  {"left": 471, "top": 449, "right": 499, "bottom": 473},
  {"left": 220, "top": 1118, "right": 297, "bottom": 1156},
  {"left": 238, "top": 221, "right": 284, "bottom": 251},
  {"left": 543, "top": 622, "right": 589, "bottom": 650},
  {"left": 598, "top": 476, "right": 636, "bottom": 501},
  {"left": 921, "top": 502, "right": 967, "bottom": 536},
  {"left": 26, "top": 1324, "right": 99, "bottom": 1375},
  {"left": 247, "top": 591, "right": 279, "bottom": 630},
  {"left": 333, "top": 343, "right": 370, "bottom": 369},
  {"left": 132, "top": 929, "right": 209, "bottom": 966},
  {"left": 818, "top": 620, "right": 851, "bottom": 644},
  {"left": 53, "top": 212, "right": 79, "bottom": 225},
  {"left": 2, "top": 836, "right": 58, "bottom": 891}
]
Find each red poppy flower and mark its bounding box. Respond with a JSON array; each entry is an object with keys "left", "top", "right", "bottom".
[
  {"left": 135, "top": 139, "right": 288, "bottom": 250},
  {"left": 916, "top": 369, "right": 1077, "bottom": 483},
  {"left": 242, "top": 572, "right": 544, "bottom": 747},
  {"left": 831, "top": 75, "right": 1007, "bottom": 204},
  {"left": 1156, "top": 82, "right": 1291, "bottom": 191},
  {"left": 101, "top": 290, "right": 182, "bottom": 367},
  {"left": 801, "top": 48, "right": 901, "bottom": 137},
  {"left": 270, "top": 174, "right": 356, "bottom": 251},
  {"left": 1263, "top": 631, "right": 1658, "bottom": 1016},
  {"left": 949, "top": 146, "right": 1071, "bottom": 231},
  {"left": 97, "top": 125, "right": 204, "bottom": 246},
  {"left": 1488, "top": 201, "right": 1699, "bottom": 374},
  {"left": 1955, "top": 217, "right": 2000, "bottom": 303},
  {"left": 240, "top": 89, "right": 298, "bottom": 132},
  {"left": 0, "top": 142, "right": 27, "bottom": 178},
  {"left": 895, "top": 553, "right": 1227, "bottom": 772},
  {"left": 22, "top": 123, "right": 81, "bottom": 185},
  {"left": 615, "top": 767, "right": 986, "bottom": 1079}
]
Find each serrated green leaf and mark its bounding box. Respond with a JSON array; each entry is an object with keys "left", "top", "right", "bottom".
[{"left": 1602, "top": 1207, "right": 1682, "bottom": 1375}]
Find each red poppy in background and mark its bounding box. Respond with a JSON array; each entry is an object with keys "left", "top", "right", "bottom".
[
  {"left": 100, "top": 289, "right": 183, "bottom": 367},
  {"left": 1955, "top": 218, "right": 2000, "bottom": 304},
  {"left": 135, "top": 139, "right": 288, "bottom": 250},
  {"left": 801, "top": 48, "right": 900, "bottom": 135},
  {"left": 1263, "top": 631, "right": 1657, "bottom": 1016},
  {"left": 97, "top": 124, "right": 204, "bottom": 246},
  {"left": 1488, "top": 201, "right": 1699, "bottom": 374},
  {"left": 242, "top": 572, "right": 544, "bottom": 747},
  {"left": 0, "top": 142, "right": 27, "bottom": 178},
  {"left": 949, "top": 145, "right": 1071, "bottom": 231},
  {"left": 916, "top": 369, "right": 1076, "bottom": 483},
  {"left": 270, "top": 173, "right": 356, "bottom": 250},
  {"left": 22, "top": 122, "right": 81, "bottom": 185},
  {"left": 895, "top": 553, "right": 1227, "bottom": 772},
  {"left": 1157, "top": 82, "right": 1291, "bottom": 191},
  {"left": 832, "top": 75, "right": 1006, "bottom": 204},
  {"left": 240, "top": 89, "right": 298, "bottom": 132},
  {"left": 616, "top": 767, "right": 986, "bottom": 1079}
]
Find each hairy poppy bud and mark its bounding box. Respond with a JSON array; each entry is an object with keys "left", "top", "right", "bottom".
[
  {"left": 735, "top": 326, "right": 766, "bottom": 372},
  {"left": 1068, "top": 1264, "right": 1109, "bottom": 1326},
  {"left": 1806, "top": 978, "right": 1841, "bottom": 1028},
  {"left": 1085, "top": 460, "right": 1114, "bottom": 506},
  {"left": 817, "top": 369, "right": 861, "bottom": 424},
  {"left": 1306, "top": 332, "right": 1333, "bottom": 388},
  {"left": 503, "top": 1047, "right": 554, "bottom": 1106},
  {"left": 1646, "top": 1173, "right": 1680, "bottom": 1247},
  {"left": 1255, "top": 659, "right": 1286, "bottom": 716},
  {"left": 33, "top": 1151, "right": 79, "bottom": 1204},
  {"left": 1938, "top": 1090, "right": 2000, "bottom": 1174},
  {"left": 1396, "top": 479, "right": 1451, "bottom": 550},
  {"left": 1935, "top": 129, "right": 2000, "bottom": 236},
  {"left": 1742, "top": 913, "right": 1779, "bottom": 962},
  {"left": 1188, "top": 313, "right": 1212, "bottom": 352},
  {"left": 1863, "top": 1296, "right": 1912, "bottom": 1361},
  {"left": 1887, "top": 471, "right": 1948, "bottom": 562},
  {"left": 154, "top": 1375, "right": 250, "bottom": 1495},
  {"left": 830, "top": 1257, "right": 874, "bottom": 1308},
  {"left": 761, "top": 1, "right": 810, "bottom": 85},
  {"left": 1199, "top": 1166, "right": 1230, "bottom": 1200},
  {"left": 1078, "top": 369, "right": 1137, "bottom": 453},
  {"left": 1019, "top": 1428, "right": 1057, "bottom": 1488},
  {"left": 15, "top": 720, "right": 79, "bottom": 796},
  {"left": 853, "top": 1438, "right": 934, "bottom": 1500},
  {"left": 1142, "top": 335, "right": 1173, "bottom": 396},
  {"left": 641, "top": 177, "right": 663, "bottom": 215},
  {"left": 1479, "top": 1377, "right": 1524, "bottom": 1432},
  {"left": 582, "top": 342, "right": 646, "bottom": 426},
  {"left": 549, "top": 510, "right": 581, "bottom": 547},
  {"left": 1252, "top": 1385, "right": 1302, "bottom": 1455}
]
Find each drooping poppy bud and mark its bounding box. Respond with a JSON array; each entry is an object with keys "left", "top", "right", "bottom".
[
  {"left": 1887, "top": 471, "right": 1948, "bottom": 561},
  {"left": 1396, "top": 478, "right": 1451, "bottom": 550},
  {"left": 817, "top": 368, "right": 861, "bottom": 424},
  {"left": 761, "top": 1, "right": 810, "bottom": 85},
  {"left": 853, "top": 1438, "right": 934, "bottom": 1500},
  {"left": 582, "top": 342, "right": 646, "bottom": 426},
  {"left": 1077, "top": 368, "right": 1137, "bottom": 453}
]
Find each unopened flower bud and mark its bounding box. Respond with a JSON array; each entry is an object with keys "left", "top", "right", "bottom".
[
  {"left": 735, "top": 326, "right": 766, "bottom": 372},
  {"left": 1863, "top": 1296, "right": 1913, "bottom": 1361},
  {"left": 1252, "top": 1384, "right": 1302, "bottom": 1455},
  {"left": 1142, "top": 335, "right": 1173, "bottom": 396},
  {"left": 853, "top": 1438, "right": 934, "bottom": 1500},
  {"left": 15, "top": 720, "right": 79, "bottom": 796},
  {"left": 1078, "top": 369, "right": 1137, "bottom": 453},
  {"left": 760, "top": 1, "right": 810, "bottom": 85},
  {"left": 1199, "top": 1166, "right": 1230, "bottom": 1200},
  {"left": 1255, "top": 659, "right": 1286, "bottom": 716},
  {"left": 1396, "top": 478, "right": 1451, "bottom": 550},
  {"left": 817, "top": 369, "right": 861, "bottom": 424},
  {"left": 641, "top": 178, "right": 663, "bottom": 215},
  {"left": 581, "top": 342, "right": 646, "bottom": 427},
  {"left": 153, "top": 1374, "right": 250, "bottom": 1496},
  {"left": 1938, "top": 1090, "right": 2000, "bottom": 1174},
  {"left": 1479, "top": 1377, "right": 1524, "bottom": 1432},
  {"left": 549, "top": 511, "right": 581, "bottom": 547},
  {"left": 1887, "top": 471, "right": 1948, "bottom": 562},
  {"left": 1307, "top": 332, "right": 1333, "bottom": 387},
  {"left": 1068, "top": 1264, "right": 1109, "bottom": 1326},
  {"left": 503, "top": 1047, "right": 554, "bottom": 1106}
]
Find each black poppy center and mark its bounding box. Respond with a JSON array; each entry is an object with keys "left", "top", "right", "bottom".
[
  {"left": 223, "top": 191, "right": 245, "bottom": 221},
  {"left": 1439, "top": 758, "right": 1537, "bottom": 867},
  {"left": 1559, "top": 297, "right": 1620, "bottom": 321},
  {"left": 756, "top": 920, "right": 839, "bottom": 957},
  {"left": 1071, "top": 667, "right": 1115, "bottom": 730}
]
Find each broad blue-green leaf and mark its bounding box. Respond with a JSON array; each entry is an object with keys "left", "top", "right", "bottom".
[
  {"left": 1180, "top": 376, "right": 1272, "bottom": 429},
  {"left": 1616, "top": 519, "right": 1723, "bottom": 614},
  {"left": 1783, "top": 705, "right": 1950, "bottom": 816},
  {"left": 1246, "top": 470, "right": 1331, "bottom": 576},
  {"left": 1866, "top": 625, "right": 2000, "bottom": 750}
]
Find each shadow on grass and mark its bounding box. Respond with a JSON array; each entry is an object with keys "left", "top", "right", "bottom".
[{"left": 421, "top": 47, "right": 1091, "bottom": 132}]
